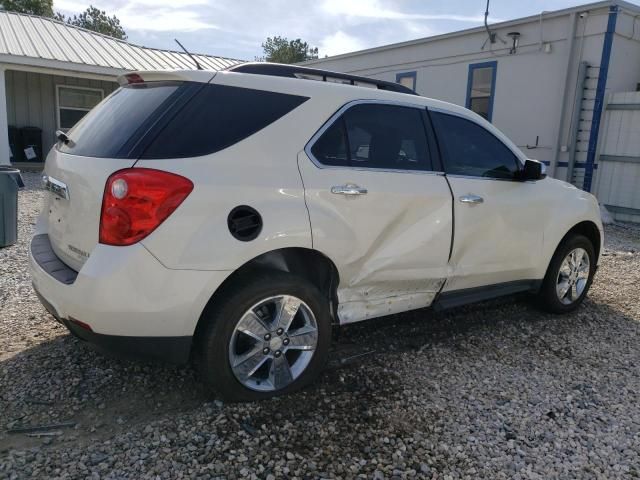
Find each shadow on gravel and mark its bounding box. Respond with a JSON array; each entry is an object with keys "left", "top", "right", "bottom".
[{"left": 1, "top": 293, "right": 637, "bottom": 453}]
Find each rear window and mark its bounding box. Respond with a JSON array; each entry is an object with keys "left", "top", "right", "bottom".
[
  {"left": 58, "top": 82, "right": 309, "bottom": 159},
  {"left": 58, "top": 82, "right": 191, "bottom": 158}
]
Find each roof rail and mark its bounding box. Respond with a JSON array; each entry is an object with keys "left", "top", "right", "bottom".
[{"left": 226, "top": 62, "right": 417, "bottom": 95}]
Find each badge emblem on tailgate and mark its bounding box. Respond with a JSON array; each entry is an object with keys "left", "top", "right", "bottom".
[{"left": 42, "top": 175, "right": 70, "bottom": 200}]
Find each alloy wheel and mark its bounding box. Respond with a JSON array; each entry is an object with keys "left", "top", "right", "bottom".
[
  {"left": 228, "top": 295, "right": 318, "bottom": 392},
  {"left": 556, "top": 247, "right": 590, "bottom": 305}
]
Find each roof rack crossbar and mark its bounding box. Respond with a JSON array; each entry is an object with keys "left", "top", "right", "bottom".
[{"left": 226, "top": 62, "right": 417, "bottom": 95}]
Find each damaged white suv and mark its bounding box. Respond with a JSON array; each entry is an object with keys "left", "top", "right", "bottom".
[{"left": 31, "top": 63, "right": 603, "bottom": 401}]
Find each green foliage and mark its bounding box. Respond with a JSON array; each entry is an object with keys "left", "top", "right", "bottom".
[
  {"left": 56, "top": 5, "right": 127, "bottom": 40},
  {"left": 259, "top": 36, "right": 319, "bottom": 64},
  {"left": 0, "top": 0, "right": 53, "bottom": 16},
  {"left": 1, "top": 1, "right": 127, "bottom": 40}
]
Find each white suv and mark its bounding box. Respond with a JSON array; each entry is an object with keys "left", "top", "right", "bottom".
[{"left": 31, "top": 63, "right": 603, "bottom": 401}]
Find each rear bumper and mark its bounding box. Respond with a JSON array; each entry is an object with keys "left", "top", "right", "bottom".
[
  {"left": 33, "top": 286, "right": 192, "bottom": 364},
  {"left": 30, "top": 234, "right": 231, "bottom": 364}
]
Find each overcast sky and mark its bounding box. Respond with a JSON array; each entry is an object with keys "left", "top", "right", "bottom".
[{"left": 54, "top": 0, "right": 640, "bottom": 60}]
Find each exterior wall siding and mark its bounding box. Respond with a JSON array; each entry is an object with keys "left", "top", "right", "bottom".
[
  {"left": 608, "top": 10, "right": 640, "bottom": 93},
  {"left": 593, "top": 91, "right": 640, "bottom": 222},
  {"left": 5, "top": 70, "right": 118, "bottom": 157}
]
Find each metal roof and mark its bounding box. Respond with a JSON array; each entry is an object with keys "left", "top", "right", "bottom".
[{"left": 0, "top": 11, "right": 243, "bottom": 74}]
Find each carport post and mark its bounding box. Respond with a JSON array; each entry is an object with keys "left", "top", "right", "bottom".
[{"left": 0, "top": 65, "right": 10, "bottom": 165}]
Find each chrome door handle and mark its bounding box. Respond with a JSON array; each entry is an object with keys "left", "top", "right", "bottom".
[
  {"left": 331, "top": 184, "right": 368, "bottom": 196},
  {"left": 459, "top": 194, "right": 484, "bottom": 204}
]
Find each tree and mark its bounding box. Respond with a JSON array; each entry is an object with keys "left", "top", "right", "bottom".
[
  {"left": 1, "top": 1, "right": 127, "bottom": 40},
  {"left": 0, "top": 0, "right": 53, "bottom": 16},
  {"left": 56, "top": 5, "right": 127, "bottom": 40},
  {"left": 260, "top": 37, "right": 318, "bottom": 64}
]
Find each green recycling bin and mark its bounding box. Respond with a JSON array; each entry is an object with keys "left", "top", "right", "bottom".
[{"left": 0, "top": 166, "right": 25, "bottom": 247}]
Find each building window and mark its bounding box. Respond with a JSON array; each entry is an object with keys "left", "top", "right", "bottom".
[
  {"left": 396, "top": 71, "right": 417, "bottom": 92},
  {"left": 56, "top": 85, "right": 104, "bottom": 131},
  {"left": 466, "top": 61, "right": 497, "bottom": 121}
]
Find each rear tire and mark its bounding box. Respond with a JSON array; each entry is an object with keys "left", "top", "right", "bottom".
[
  {"left": 537, "top": 234, "right": 596, "bottom": 313},
  {"left": 198, "top": 270, "right": 331, "bottom": 402}
]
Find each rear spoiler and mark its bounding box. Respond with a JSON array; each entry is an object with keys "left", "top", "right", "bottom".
[{"left": 117, "top": 70, "right": 217, "bottom": 86}]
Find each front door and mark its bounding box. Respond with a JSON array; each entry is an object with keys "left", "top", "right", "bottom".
[
  {"left": 429, "top": 110, "right": 544, "bottom": 292},
  {"left": 298, "top": 101, "right": 453, "bottom": 323}
]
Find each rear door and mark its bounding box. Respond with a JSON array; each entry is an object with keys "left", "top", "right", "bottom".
[
  {"left": 299, "top": 101, "right": 453, "bottom": 324},
  {"left": 429, "top": 110, "right": 543, "bottom": 291}
]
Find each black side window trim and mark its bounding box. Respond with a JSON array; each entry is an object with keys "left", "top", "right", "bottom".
[
  {"left": 421, "top": 109, "right": 444, "bottom": 172},
  {"left": 427, "top": 108, "right": 522, "bottom": 180},
  {"left": 125, "top": 82, "right": 205, "bottom": 159},
  {"left": 306, "top": 100, "right": 441, "bottom": 173}
]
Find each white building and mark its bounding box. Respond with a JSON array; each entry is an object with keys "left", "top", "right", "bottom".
[
  {"left": 0, "top": 11, "right": 241, "bottom": 167},
  {"left": 306, "top": 1, "right": 640, "bottom": 222}
]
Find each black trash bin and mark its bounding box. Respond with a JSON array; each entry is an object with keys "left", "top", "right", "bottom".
[
  {"left": 0, "top": 166, "right": 25, "bottom": 247},
  {"left": 8, "top": 125, "right": 23, "bottom": 162},
  {"left": 20, "top": 126, "right": 43, "bottom": 162}
]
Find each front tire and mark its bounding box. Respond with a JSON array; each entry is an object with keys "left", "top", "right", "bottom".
[
  {"left": 537, "top": 234, "right": 596, "bottom": 313},
  {"left": 198, "top": 270, "right": 331, "bottom": 402}
]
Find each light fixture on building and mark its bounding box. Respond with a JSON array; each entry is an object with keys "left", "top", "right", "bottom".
[{"left": 507, "top": 32, "right": 521, "bottom": 54}]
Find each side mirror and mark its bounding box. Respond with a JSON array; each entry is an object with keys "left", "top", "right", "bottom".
[{"left": 519, "top": 159, "right": 546, "bottom": 181}]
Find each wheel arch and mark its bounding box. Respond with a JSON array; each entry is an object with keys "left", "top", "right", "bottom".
[
  {"left": 193, "top": 247, "right": 340, "bottom": 346},
  {"left": 562, "top": 220, "right": 602, "bottom": 262},
  {"left": 543, "top": 220, "right": 602, "bottom": 282}
]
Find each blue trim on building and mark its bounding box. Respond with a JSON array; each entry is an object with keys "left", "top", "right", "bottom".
[
  {"left": 583, "top": 5, "right": 618, "bottom": 192},
  {"left": 396, "top": 71, "right": 417, "bottom": 91},
  {"left": 466, "top": 61, "right": 497, "bottom": 122}
]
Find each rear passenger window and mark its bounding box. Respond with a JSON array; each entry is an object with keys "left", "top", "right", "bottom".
[
  {"left": 431, "top": 112, "right": 520, "bottom": 179},
  {"left": 310, "top": 103, "right": 432, "bottom": 171}
]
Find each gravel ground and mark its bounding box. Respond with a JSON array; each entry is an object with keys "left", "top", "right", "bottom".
[{"left": 1, "top": 172, "right": 640, "bottom": 479}]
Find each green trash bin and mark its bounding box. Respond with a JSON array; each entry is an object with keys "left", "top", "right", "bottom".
[{"left": 0, "top": 166, "right": 25, "bottom": 247}]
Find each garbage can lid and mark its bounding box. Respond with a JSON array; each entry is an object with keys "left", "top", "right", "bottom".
[{"left": 0, "top": 166, "right": 25, "bottom": 188}]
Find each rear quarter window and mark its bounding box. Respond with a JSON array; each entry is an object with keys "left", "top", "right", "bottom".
[{"left": 142, "top": 84, "right": 308, "bottom": 159}]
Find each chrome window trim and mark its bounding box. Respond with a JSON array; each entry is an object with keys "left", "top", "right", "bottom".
[
  {"left": 446, "top": 173, "right": 523, "bottom": 183},
  {"left": 304, "top": 99, "right": 441, "bottom": 175},
  {"left": 446, "top": 172, "right": 546, "bottom": 183}
]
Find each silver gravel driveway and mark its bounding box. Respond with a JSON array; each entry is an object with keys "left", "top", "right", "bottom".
[{"left": 1, "top": 172, "right": 639, "bottom": 479}]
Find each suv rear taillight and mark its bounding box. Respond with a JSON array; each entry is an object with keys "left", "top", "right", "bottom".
[{"left": 99, "top": 169, "right": 193, "bottom": 246}]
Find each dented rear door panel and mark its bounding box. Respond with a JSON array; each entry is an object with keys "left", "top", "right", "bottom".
[{"left": 298, "top": 151, "right": 452, "bottom": 324}]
